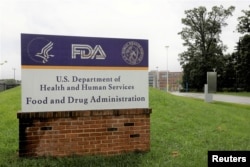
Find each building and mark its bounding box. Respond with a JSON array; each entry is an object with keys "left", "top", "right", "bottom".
[
  {"left": 148, "top": 71, "right": 157, "bottom": 88},
  {"left": 148, "top": 71, "right": 183, "bottom": 91}
]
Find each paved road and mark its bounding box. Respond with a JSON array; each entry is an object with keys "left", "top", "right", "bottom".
[{"left": 171, "top": 92, "right": 250, "bottom": 105}]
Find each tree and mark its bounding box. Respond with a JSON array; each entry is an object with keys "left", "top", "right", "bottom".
[
  {"left": 236, "top": 6, "right": 250, "bottom": 91},
  {"left": 178, "top": 6, "right": 235, "bottom": 91},
  {"left": 220, "top": 53, "right": 237, "bottom": 91},
  {"left": 234, "top": 35, "right": 250, "bottom": 91},
  {"left": 237, "top": 5, "right": 250, "bottom": 34}
]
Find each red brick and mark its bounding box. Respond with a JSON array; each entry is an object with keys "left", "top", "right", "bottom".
[
  {"left": 78, "top": 133, "right": 89, "bottom": 138},
  {"left": 89, "top": 124, "right": 102, "bottom": 129},
  {"left": 95, "top": 128, "right": 106, "bottom": 132},
  {"left": 83, "top": 144, "right": 95, "bottom": 149},
  {"left": 53, "top": 134, "right": 65, "bottom": 139},
  {"left": 101, "top": 139, "right": 113, "bottom": 144},
  {"left": 42, "top": 135, "right": 53, "bottom": 140},
  {"left": 102, "top": 115, "right": 113, "bottom": 119},
  {"left": 90, "top": 140, "right": 101, "bottom": 145},
  {"left": 90, "top": 116, "right": 102, "bottom": 120},
  {"left": 71, "top": 137, "right": 83, "bottom": 142},
  {"left": 65, "top": 133, "right": 78, "bottom": 138},
  {"left": 96, "top": 119, "right": 106, "bottom": 124},
  {"left": 53, "top": 125, "right": 66, "bottom": 130},
  {"left": 84, "top": 120, "right": 96, "bottom": 124},
  {"left": 107, "top": 135, "right": 118, "bottom": 140},
  {"left": 78, "top": 141, "right": 90, "bottom": 145},
  {"left": 96, "top": 136, "right": 107, "bottom": 141},
  {"left": 71, "top": 129, "right": 83, "bottom": 133},
  {"left": 59, "top": 121, "right": 71, "bottom": 126},
  {"left": 78, "top": 124, "right": 90, "bottom": 129},
  {"left": 71, "top": 121, "right": 83, "bottom": 126},
  {"left": 89, "top": 132, "right": 102, "bottom": 137},
  {"left": 106, "top": 119, "right": 118, "bottom": 124},
  {"left": 60, "top": 129, "right": 72, "bottom": 134},
  {"left": 58, "top": 138, "right": 70, "bottom": 142},
  {"left": 83, "top": 128, "right": 94, "bottom": 133},
  {"left": 17, "top": 109, "right": 152, "bottom": 157},
  {"left": 65, "top": 125, "right": 78, "bottom": 130}
]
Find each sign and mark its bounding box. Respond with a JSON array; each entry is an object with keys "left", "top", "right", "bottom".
[
  {"left": 21, "top": 34, "right": 148, "bottom": 112},
  {"left": 207, "top": 72, "right": 217, "bottom": 93}
]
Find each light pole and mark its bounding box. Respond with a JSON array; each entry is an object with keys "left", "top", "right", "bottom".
[
  {"left": 0, "top": 60, "right": 7, "bottom": 66},
  {"left": 0, "top": 61, "right": 7, "bottom": 79},
  {"left": 156, "top": 66, "right": 159, "bottom": 89},
  {"left": 165, "top": 46, "right": 169, "bottom": 92},
  {"left": 13, "top": 68, "right": 16, "bottom": 82}
]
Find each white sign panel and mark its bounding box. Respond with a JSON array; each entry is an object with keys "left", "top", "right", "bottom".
[{"left": 21, "top": 34, "right": 148, "bottom": 112}]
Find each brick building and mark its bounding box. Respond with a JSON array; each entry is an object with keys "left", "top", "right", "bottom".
[{"left": 149, "top": 71, "right": 183, "bottom": 91}]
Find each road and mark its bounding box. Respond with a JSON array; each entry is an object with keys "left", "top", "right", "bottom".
[{"left": 171, "top": 92, "right": 250, "bottom": 105}]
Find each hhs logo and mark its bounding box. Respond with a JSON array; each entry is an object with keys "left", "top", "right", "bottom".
[
  {"left": 71, "top": 44, "right": 106, "bottom": 59},
  {"left": 27, "top": 37, "right": 55, "bottom": 64}
]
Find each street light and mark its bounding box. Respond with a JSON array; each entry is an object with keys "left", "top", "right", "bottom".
[
  {"left": 156, "top": 66, "right": 159, "bottom": 89},
  {"left": 0, "top": 61, "right": 7, "bottom": 79},
  {"left": 13, "top": 68, "right": 16, "bottom": 81},
  {"left": 165, "top": 46, "right": 169, "bottom": 92},
  {"left": 0, "top": 60, "right": 7, "bottom": 66}
]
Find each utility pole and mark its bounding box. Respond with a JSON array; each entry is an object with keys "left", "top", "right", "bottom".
[
  {"left": 165, "top": 46, "right": 169, "bottom": 92},
  {"left": 0, "top": 61, "right": 7, "bottom": 79},
  {"left": 13, "top": 68, "right": 16, "bottom": 83}
]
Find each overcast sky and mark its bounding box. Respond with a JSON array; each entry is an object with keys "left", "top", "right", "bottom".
[{"left": 0, "top": 0, "right": 249, "bottom": 80}]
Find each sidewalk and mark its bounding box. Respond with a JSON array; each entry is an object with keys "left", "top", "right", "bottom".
[{"left": 171, "top": 92, "right": 250, "bottom": 105}]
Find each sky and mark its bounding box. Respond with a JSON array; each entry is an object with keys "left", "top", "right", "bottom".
[{"left": 0, "top": 0, "right": 249, "bottom": 80}]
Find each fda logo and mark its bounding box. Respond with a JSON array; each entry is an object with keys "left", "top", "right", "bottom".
[{"left": 71, "top": 44, "right": 106, "bottom": 60}]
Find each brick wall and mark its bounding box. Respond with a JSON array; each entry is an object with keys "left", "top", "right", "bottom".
[{"left": 17, "top": 108, "right": 152, "bottom": 157}]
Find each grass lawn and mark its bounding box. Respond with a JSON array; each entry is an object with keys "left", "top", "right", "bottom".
[
  {"left": 0, "top": 86, "right": 250, "bottom": 166},
  {"left": 217, "top": 91, "right": 250, "bottom": 97}
]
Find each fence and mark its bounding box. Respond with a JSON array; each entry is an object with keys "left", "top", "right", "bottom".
[{"left": 0, "top": 83, "right": 20, "bottom": 91}]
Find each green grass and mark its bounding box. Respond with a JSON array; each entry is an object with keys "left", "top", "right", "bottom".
[
  {"left": 0, "top": 86, "right": 250, "bottom": 166},
  {"left": 0, "top": 87, "right": 20, "bottom": 165},
  {"left": 217, "top": 91, "right": 250, "bottom": 97}
]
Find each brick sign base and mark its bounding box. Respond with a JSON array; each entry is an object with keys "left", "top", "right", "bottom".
[{"left": 17, "top": 108, "right": 152, "bottom": 157}]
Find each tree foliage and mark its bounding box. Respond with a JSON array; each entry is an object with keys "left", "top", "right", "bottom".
[
  {"left": 237, "top": 5, "right": 250, "bottom": 34},
  {"left": 235, "top": 34, "right": 250, "bottom": 91},
  {"left": 231, "top": 6, "right": 250, "bottom": 91},
  {"left": 178, "top": 6, "right": 235, "bottom": 91}
]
